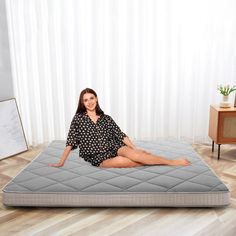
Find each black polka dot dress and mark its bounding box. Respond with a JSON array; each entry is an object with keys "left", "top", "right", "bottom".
[{"left": 66, "top": 113, "right": 127, "bottom": 167}]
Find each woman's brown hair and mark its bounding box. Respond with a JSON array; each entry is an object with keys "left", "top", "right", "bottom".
[{"left": 76, "top": 88, "right": 104, "bottom": 115}]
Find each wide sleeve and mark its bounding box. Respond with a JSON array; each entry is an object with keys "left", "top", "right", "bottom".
[
  {"left": 108, "top": 116, "right": 127, "bottom": 142},
  {"left": 66, "top": 114, "right": 80, "bottom": 150}
]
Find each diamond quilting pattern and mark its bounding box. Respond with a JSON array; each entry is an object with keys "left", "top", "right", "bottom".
[
  {"left": 126, "top": 170, "right": 158, "bottom": 181},
  {"left": 104, "top": 176, "right": 142, "bottom": 189},
  {"left": 3, "top": 139, "right": 229, "bottom": 194},
  {"left": 147, "top": 175, "right": 184, "bottom": 189},
  {"left": 86, "top": 171, "right": 120, "bottom": 181}
]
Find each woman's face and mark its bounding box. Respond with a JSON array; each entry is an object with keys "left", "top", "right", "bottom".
[{"left": 83, "top": 93, "right": 98, "bottom": 112}]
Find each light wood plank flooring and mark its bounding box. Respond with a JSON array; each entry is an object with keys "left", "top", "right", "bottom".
[{"left": 0, "top": 142, "right": 236, "bottom": 236}]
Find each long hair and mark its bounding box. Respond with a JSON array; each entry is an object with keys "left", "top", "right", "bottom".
[{"left": 76, "top": 88, "right": 104, "bottom": 115}]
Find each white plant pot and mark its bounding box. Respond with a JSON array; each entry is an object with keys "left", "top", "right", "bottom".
[{"left": 220, "top": 95, "right": 231, "bottom": 108}]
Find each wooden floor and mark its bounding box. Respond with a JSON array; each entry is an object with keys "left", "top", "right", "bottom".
[{"left": 1, "top": 142, "right": 236, "bottom": 236}]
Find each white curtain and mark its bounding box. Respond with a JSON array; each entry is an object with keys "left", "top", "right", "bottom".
[{"left": 5, "top": 0, "right": 236, "bottom": 146}]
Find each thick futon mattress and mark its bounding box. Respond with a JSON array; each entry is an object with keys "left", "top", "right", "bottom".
[{"left": 2, "top": 140, "right": 230, "bottom": 207}]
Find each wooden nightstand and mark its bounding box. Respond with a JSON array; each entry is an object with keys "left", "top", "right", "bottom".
[{"left": 208, "top": 105, "right": 236, "bottom": 160}]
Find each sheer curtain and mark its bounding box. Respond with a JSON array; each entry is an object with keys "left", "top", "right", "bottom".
[{"left": 5, "top": 0, "right": 236, "bottom": 146}]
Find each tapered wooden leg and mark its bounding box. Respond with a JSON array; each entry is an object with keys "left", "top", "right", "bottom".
[
  {"left": 212, "top": 141, "right": 214, "bottom": 152},
  {"left": 218, "top": 144, "right": 221, "bottom": 160}
]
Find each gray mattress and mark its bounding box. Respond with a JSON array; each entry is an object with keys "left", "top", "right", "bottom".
[{"left": 2, "top": 139, "right": 230, "bottom": 207}]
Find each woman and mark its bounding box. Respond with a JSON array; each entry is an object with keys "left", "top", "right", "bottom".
[{"left": 48, "top": 88, "right": 190, "bottom": 168}]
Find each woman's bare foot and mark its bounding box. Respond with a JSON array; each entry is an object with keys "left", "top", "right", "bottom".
[{"left": 169, "top": 158, "right": 190, "bottom": 166}]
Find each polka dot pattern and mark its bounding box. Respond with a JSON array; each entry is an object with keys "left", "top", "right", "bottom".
[{"left": 66, "top": 113, "right": 127, "bottom": 166}]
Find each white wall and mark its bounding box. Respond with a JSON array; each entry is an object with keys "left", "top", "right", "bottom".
[{"left": 0, "top": 0, "right": 13, "bottom": 101}]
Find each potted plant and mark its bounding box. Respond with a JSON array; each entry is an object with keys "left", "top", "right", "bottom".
[{"left": 217, "top": 84, "right": 236, "bottom": 108}]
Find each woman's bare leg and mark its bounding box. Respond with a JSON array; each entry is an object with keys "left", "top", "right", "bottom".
[
  {"left": 117, "top": 146, "right": 190, "bottom": 166},
  {"left": 99, "top": 156, "right": 144, "bottom": 168}
]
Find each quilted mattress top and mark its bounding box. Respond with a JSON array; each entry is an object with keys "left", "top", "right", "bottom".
[{"left": 3, "top": 139, "right": 229, "bottom": 194}]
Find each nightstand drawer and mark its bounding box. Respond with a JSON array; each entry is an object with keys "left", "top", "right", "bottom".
[{"left": 219, "top": 112, "right": 236, "bottom": 142}]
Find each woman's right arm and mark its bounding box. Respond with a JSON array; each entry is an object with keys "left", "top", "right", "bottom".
[
  {"left": 48, "top": 114, "right": 80, "bottom": 167},
  {"left": 48, "top": 145, "right": 72, "bottom": 167}
]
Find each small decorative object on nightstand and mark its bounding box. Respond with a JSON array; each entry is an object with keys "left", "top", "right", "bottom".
[
  {"left": 234, "top": 93, "right": 236, "bottom": 107},
  {"left": 217, "top": 84, "right": 236, "bottom": 108},
  {"left": 208, "top": 105, "right": 236, "bottom": 160}
]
